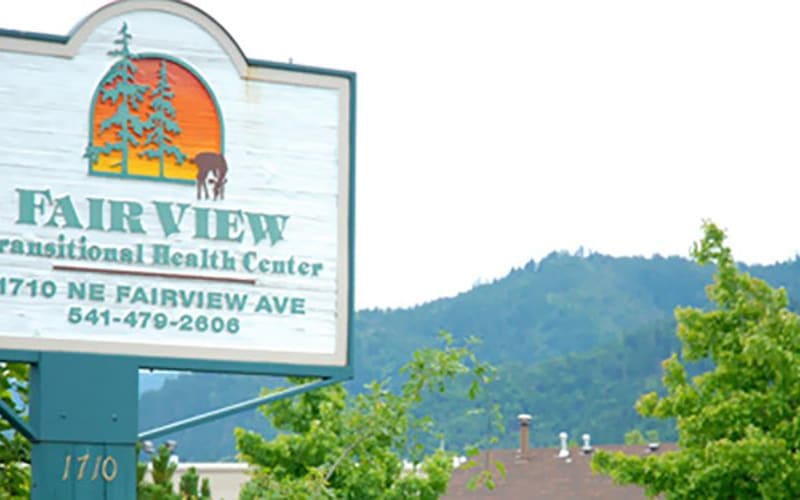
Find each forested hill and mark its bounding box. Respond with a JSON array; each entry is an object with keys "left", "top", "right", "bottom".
[
  {"left": 355, "top": 253, "right": 712, "bottom": 382},
  {"left": 139, "top": 252, "right": 800, "bottom": 461}
]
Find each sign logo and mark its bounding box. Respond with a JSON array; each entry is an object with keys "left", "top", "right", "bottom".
[{"left": 83, "top": 23, "right": 227, "bottom": 199}]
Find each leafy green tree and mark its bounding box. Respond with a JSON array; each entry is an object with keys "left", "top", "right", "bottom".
[
  {"left": 236, "top": 332, "right": 502, "bottom": 499},
  {"left": 178, "top": 466, "right": 211, "bottom": 500},
  {"left": 200, "top": 477, "right": 211, "bottom": 499},
  {"left": 84, "top": 22, "right": 148, "bottom": 175},
  {"left": 137, "top": 443, "right": 212, "bottom": 500},
  {"left": 593, "top": 221, "right": 800, "bottom": 498},
  {"left": 0, "top": 363, "right": 29, "bottom": 498},
  {"left": 623, "top": 429, "right": 646, "bottom": 445},
  {"left": 139, "top": 60, "right": 187, "bottom": 177},
  {"left": 138, "top": 443, "right": 177, "bottom": 500}
]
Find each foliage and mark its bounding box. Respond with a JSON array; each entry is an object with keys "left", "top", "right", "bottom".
[
  {"left": 645, "top": 430, "right": 659, "bottom": 444},
  {"left": 178, "top": 467, "right": 211, "bottom": 500},
  {"left": 235, "top": 332, "right": 501, "bottom": 499},
  {"left": 137, "top": 443, "right": 211, "bottom": 500},
  {"left": 0, "top": 363, "right": 29, "bottom": 498},
  {"left": 624, "top": 429, "right": 646, "bottom": 445},
  {"left": 137, "top": 443, "right": 177, "bottom": 500},
  {"left": 592, "top": 221, "right": 800, "bottom": 499},
  {"left": 460, "top": 402, "right": 506, "bottom": 491}
]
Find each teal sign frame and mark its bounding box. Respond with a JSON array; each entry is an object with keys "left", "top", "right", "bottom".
[{"left": 0, "top": 1, "right": 356, "bottom": 498}]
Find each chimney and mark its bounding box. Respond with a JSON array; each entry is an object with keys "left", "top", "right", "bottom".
[{"left": 517, "top": 414, "right": 532, "bottom": 459}]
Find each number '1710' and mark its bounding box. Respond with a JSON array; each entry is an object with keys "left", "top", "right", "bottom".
[
  {"left": 62, "top": 454, "right": 118, "bottom": 482},
  {"left": 0, "top": 277, "right": 56, "bottom": 298}
]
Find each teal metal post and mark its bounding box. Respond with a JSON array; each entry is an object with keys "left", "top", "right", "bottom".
[{"left": 29, "top": 353, "right": 139, "bottom": 499}]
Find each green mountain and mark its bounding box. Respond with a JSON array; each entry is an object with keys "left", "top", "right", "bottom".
[{"left": 138, "top": 252, "right": 800, "bottom": 460}]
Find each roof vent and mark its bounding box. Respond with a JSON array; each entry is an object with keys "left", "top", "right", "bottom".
[
  {"left": 517, "top": 414, "right": 532, "bottom": 459},
  {"left": 558, "top": 432, "right": 570, "bottom": 459},
  {"left": 581, "top": 433, "right": 593, "bottom": 455}
]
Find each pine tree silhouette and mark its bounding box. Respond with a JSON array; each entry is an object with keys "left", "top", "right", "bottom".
[
  {"left": 139, "top": 60, "right": 187, "bottom": 177},
  {"left": 84, "top": 22, "right": 148, "bottom": 175}
]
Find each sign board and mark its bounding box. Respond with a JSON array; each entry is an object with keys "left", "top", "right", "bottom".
[{"left": 0, "top": 0, "right": 355, "bottom": 376}]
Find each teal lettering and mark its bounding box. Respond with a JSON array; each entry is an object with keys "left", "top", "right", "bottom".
[
  {"left": 245, "top": 213, "right": 289, "bottom": 246},
  {"left": 67, "top": 281, "right": 86, "bottom": 299},
  {"left": 291, "top": 298, "right": 306, "bottom": 315},
  {"left": 131, "top": 287, "right": 149, "bottom": 304},
  {"left": 242, "top": 251, "right": 256, "bottom": 272},
  {"left": 254, "top": 295, "right": 298, "bottom": 314},
  {"left": 273, "top": 296, "right": 289, "bottom": 314},
  {"left": 254, "top": 295, "right": 272, "bottom": 313},
  {"left": 109, "top": 201, "right": 145, "bottom": 233},
  {"left": 116, "top": 285, "right": 131, "bottom": 302},
  {"left": 119, "top": 247, "right": 135, "bottom": 264},
  {"left": 152, "top": 244, "right": 170, "bottom": 264},
  {"left": 194, "top": 207, "right": 211, "bottom": 239},
  {"left": 225, "top": 293, "right": 248, "bottom": 312},
  {"left": 161, "top": 288, "right": 177, "bottom": 307},
  {"left": 88, "top": 283, "right": 105, "bottom": 302},
  {"left": 179, "top": 290, "right": 196, "bottom": 308},
  {"left": 45, "top": 195, "right": 83, "bottom": 229},
  {"left": 206, "top": 292, "right": 222, "bottom": 310},
  {"left": 214, "top": 209, "right": 245, "bottom": 242},
  {"left": 16, "top": 188, "right": 52, "bottom": 225},
  {"left": 153, "top": 201, "right": 190, "bottom": 237},
  {"left": 86, "top": 198, "right": 105, "bottom": 230}
]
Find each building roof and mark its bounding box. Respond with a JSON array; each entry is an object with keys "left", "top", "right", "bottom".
[{"left": 445, "top": 444, "right": 678, "bottom": 499}]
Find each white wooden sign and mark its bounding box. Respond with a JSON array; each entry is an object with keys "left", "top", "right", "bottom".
[{"left": 0, "top": 1, "right": 354, "bottom": 370}]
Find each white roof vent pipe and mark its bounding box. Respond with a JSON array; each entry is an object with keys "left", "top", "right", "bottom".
[
  {"left": 581, "top": 433, "right": 593, "bottom": 455},
  {"left": 558, "top": 432, "right": 570, "bottom": 459}
]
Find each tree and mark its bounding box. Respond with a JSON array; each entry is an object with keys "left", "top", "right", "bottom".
[
  {"left": 137, "top": 443, "right": 212, "bottom": 500},
  {"left": 178, "top": 466, "right": 211, "bottom": 500},
  {"left": 592, "top": 221, "right": 800, "bottom": 498},
  {"left": 137, "top": 443, "right": 177, "bottom": 500},
  {"left": 139, "top": 60, "right": 187, "bottom": 177},
  {"left": 0, "top": 363, "right": 29, "bottom": 498},
  {"left": 623, "top": 429, "right": 646, "bottom": 446},
  {"left": 84, "top": 22, "right": 148, "bottom": 175},
  {"left": 235, "top": 332, "right": 503, "bottom": 499}
]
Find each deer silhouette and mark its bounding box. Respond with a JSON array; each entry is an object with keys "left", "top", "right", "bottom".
[{"left": 190, "top": 152, "right": 228, "bottom": 200}]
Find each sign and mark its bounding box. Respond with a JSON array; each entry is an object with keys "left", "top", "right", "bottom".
[{"left": 0, "top": 0, "right": 355, "bottom": 375}]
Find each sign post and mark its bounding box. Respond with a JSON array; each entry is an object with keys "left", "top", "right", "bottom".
[
  {"left": 30, "top": 354, "right": 138, "bottom": 498},
  {"left": 0, "top": 1, "right": 356, "bottom": 497}
]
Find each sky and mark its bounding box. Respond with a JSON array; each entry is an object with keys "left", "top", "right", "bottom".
[{"left": 5, "top": 1, "right": 800, "bottom": 309}]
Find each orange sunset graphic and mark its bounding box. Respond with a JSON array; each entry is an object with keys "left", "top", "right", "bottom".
[{"left": 85, "top": 22, "right": 226, "bottom": 196}]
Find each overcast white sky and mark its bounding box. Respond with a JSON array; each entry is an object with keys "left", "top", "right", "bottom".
[{"left": 5, "top": 1, "right": 800, "bottom": 309}]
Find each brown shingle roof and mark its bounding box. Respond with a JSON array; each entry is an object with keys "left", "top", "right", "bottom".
[{"left": 445, "top": 444, "right": 677, "bottom": 499}]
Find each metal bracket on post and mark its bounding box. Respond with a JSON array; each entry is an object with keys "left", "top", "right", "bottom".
[
  {"left": 0, "top": 397, "right": 36, "bottom": 443},
  {"left": 139, "top": 376, "right": 346, "bottom": 440}
]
